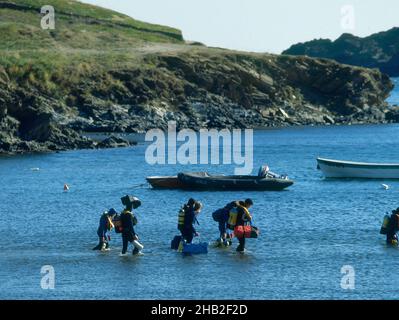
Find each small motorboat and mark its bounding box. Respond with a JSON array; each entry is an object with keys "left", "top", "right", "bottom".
[
  {"left": 146, "top": 176, "right": 185, "bottom": 189},
  {"left": 177, "top": 172, "right": 294, "bottom": 191},
  {"left": 317, "top": 157, "right": 399, "bottom": 179}
]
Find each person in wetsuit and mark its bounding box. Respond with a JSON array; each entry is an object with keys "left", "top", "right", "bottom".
[
  {"left": 120, "top": 201, "right": 140, "bottom": 255},
  {"left": 93, "top": 208, "right": 117, "bottom": 251},
  {"left": 387, "top": 208, "right": 399, "bottom": 245},
  {"left": 214, "top": 201, "right": 240, "bottom": 246},
  {"left": 235, "top": 199, "right": 254, "bottom": 253},
  {"left": 181, "top": 199, "right": 202, "bottom": 244}
]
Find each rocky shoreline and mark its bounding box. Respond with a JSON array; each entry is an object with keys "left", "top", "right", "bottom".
[{"left": 0, "top": 51, "right": 396, "bottom": 155}]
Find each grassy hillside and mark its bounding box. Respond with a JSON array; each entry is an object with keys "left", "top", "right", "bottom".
[
  {"left": 0, "top": 0, "right": 186, "bottom": 97},
  {"left": 0, "top": 0, "right": 394, "bottom": 154}
]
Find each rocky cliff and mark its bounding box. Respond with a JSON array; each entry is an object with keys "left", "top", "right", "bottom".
[
  {"left": 283, "top": 28, "right": 399, "bottom": 77},
  {"left": 0, "top": 0, "right": 395, "bottom": 154}
]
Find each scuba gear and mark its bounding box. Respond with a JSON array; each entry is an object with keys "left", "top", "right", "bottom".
[
  {"left": 178, "top": 206, "right": 186, "bottom": 231},
  {"left": 227, "top": 205, "right": 251, "bottom": 230},
  {"left": 178, "top": 199, "right": 201, "bottom": 243},
  {"left": 121, "top": 195, "right": 141, "bottom": 209},
  {"left": 178, "top": 200, "right": 200, "bottom": 231},
  {"left": 113, "top": 210, "right": 137, "bottom": 233},
  {"left": 122, "top": 209, "right": 138, "bottom": 225},
  {"left": 227, "top": 207, "right": 238, "bottom": 230},
  {"left": 133, "top": 240, "right": 144, "bottom": 251},
  {"left": 380, "top": 214, "right": 390, "bottom": 235}
]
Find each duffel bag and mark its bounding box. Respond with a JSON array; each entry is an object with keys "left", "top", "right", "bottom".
[
  {"left": 182, "top": 242, "right": 208, "bottom": 254},
  {"left": 234, "top": 225, "right": 260, "bottom": 239}
]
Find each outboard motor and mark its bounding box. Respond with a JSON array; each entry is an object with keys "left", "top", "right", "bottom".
[{"left": 258, "top": 165, "right": 270, "bottom": 178}]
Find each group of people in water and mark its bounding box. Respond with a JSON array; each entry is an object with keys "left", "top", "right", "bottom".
[
  {"left": 93, "top": 195, "right": 258, "bottom": 255},
  {"left": 93, "top": 194, "right": 399, "bottom": 255}
]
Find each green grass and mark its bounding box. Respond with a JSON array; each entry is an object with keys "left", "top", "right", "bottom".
[
  {"left": 9, "top": 0, "right": 182, "bottom": 37},
  {"left": 0, "top": 0, "right": 188, "bottom": 98},
  {"left": 0, "top": 0, "right": 184, "bottom": 52}
]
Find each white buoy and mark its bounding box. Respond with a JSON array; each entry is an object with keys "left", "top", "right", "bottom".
[{"left": 382, "top": 184, "right": 389, "bottom": 190}]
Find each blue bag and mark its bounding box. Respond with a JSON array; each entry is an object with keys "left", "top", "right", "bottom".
[{"left": 182, "top": 242, "right": 208, "bottom": 254}]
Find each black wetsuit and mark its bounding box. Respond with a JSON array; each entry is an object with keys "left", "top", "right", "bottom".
[
  {"left": 387, "top": 213, "right": 398, "bottom": 244},
  {"left": 120, "top": 210, "right": 137, "bottom": 254},
  {"left": 181, "top": 208, "right": 197, "bottom": 244}
]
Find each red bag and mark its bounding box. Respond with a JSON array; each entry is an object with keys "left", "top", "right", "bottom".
[{"left": 234, "top": 225, "right": 259, "bottom": 239}]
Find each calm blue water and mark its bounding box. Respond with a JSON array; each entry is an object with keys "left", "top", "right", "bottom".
[{"left": 2, "top": 123, "right": 399, "bottom": 300}]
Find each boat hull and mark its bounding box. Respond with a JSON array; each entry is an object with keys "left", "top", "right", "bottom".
[
  {"left": 177, "top": 172, "right": 294, "bottom": 191},
  {"left": 146, "top": 176, "right": 184, "bottom": 189},
  {"left": 317, "top": 158, "right": 399, "bottom": 179}
]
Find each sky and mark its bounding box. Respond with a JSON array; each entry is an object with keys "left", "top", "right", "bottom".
[{"left": 81, "top": 0, "right": 399, "bottom": 54}]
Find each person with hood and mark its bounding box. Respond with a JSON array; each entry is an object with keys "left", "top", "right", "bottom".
[
  {"left": 386, "top": 208, "right": 399, "bottom": 245},
  {"left": 120, "top": 195, "right": 142, "bottom": 256},
  {"left": 179, "top": 198, "right": 203, "bottom": 244},
  {"left": 93, "top": 208, "right": 117, "bottom": 251}
]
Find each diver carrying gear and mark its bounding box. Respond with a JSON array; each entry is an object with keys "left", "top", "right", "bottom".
[
  {"left": 119, "top": 195, "right": 143, "bottom": 255},
  {"left": 386, "top": 209, "right": 399, "bottom": 245},
  {"left": 93, "top": 209, "right": 117, "bottom": 251},
  {"left": 179, "top": 199, "right": 202, "bottom": 244}
]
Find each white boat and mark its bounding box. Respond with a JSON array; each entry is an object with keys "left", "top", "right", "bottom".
[{"left": 316, "top": 157, "right": 399, "bottom": 179}]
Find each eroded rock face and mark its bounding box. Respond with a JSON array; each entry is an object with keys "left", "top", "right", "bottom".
[
  {"left": 283, "top": 28, "right": 399, "bottom": 76},
  {"left": 0, "top": 51, "right": 394, "bottom": 155}
]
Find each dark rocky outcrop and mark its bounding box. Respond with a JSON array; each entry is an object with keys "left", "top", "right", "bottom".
[
  {"left": 283, "top": 28, "right": 399, "bottom": 76},
  {"left": 97, "top": 136, "right": 133, "bottom": 149}
]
